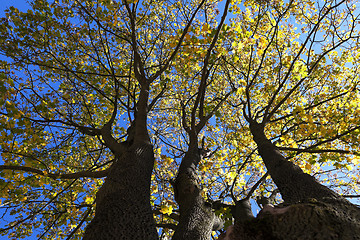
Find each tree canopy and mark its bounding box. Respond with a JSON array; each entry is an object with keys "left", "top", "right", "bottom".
[{"left": 0, "top": 0, "right": 359, "bottom": 239}]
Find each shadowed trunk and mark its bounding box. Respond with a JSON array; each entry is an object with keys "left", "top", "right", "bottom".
[
  {"left": 249, "top": 121, "right": 342, "bottom": 204},
  {"left": 220, "top": 197, "right": 360, "bottom": 240},
  {"left": 83, "top": 83, "right": 158, "bottom": 239},
  {"left": 218, "top": 121, "right": 360, "bottom": 240},
  {"left": 83, "top": 141, "right": 157, "bottom": 240},
  {"left": 172, "top": 146, "right": 222, "bottom": 240}
]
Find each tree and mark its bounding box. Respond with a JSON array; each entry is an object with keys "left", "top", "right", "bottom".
[{"left": 0, "top": 0, "right": 359, "bottom": 239}]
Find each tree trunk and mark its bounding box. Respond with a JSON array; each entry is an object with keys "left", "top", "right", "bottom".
[
  {"left": 83, "top": 142, "right": 158, "bottom": 240},
  {"left": 249, "top": 121, "right": 342, "bottom": 204},
  {"left": 217, "top": 122, "right": 360, "bottom": 240},
  {"left": 172, "top": 147, "right": 222, "bottom": 240},
  {"left": 220, "top": 198, "right": 360, "bottom": 240}
]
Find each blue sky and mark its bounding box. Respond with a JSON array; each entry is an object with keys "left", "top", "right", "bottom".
[
  {"left": 0, "top": 1, "right": 252, "bottom": 239},
  {"left": 1, "top": 2, "right": 39, "bottom": 240},
  {"left": 1, "top": 0, "right": 359, "bottom": 239},
  {"left": 0, "top": 0, "right": 29, "bottom": 13}
]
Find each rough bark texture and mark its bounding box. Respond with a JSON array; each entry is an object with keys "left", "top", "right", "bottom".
[
  {"left": 220, "top": 198, "right": 360, "bottom": 240},
  {"left": 83, "top": 142, "right": 158, "bottom": 240},
  {"left": 231, "top": 198, "right": 255, "bottom": 223},
  {"left": 218, "top": 122, "right": 360, "bottom": 240},
  {"left": 249, "top": 122, "right": 342, "bottom": 204},
  {"left": 172, "top": 147, "right": 222, "bottom": 240}
]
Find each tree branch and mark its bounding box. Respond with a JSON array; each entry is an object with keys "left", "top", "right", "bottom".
[
  {"left": 343, "top": 195, "right": 360, "bottom": 198},
  {"left": 265, "top": 0, "right": 350, "bottom": 123},
  {"left": 150, "top": 0, "right": 207, "bottom": 81},
  {"left": 269, "top": 89, "right": 353, "bottom": 123},
  {"left": 0, "top": 165, "right": 109, "bottom": 179},
  {"left": 65, "top": 205, "right": 94, "bottom": 240},
  {"left": 305, "top": 125, "right": 360, "bottom": 151},
  {"left": 0, "top": 179, "right": 78, "bottom": 232},
  {"left": 157, "top": 223, "right": 177, "bottom": 230},
  {"left": 190, "top": 0, "right": 231, "bottom": 142},
  {"left": 246, "top": 172, "right": 269, "bottom": 199},
  {"left": 277, "top": 146, "right": 351, "bottom": 154}
]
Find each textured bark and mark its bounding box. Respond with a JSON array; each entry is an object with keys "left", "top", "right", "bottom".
[
  {"left": 218, "top": 121, "right": 360, "bottom": 240},
  {"left": 83, "top": 142, "right": 158, "bottom": 240},
  {"left": 249, "top": 122, "right": 342, "bottom": 204},
  {"left": 231, "top": 198, "right": 255, "bottom": 224},
  {"left": 172, "top": 148, "right": 222, "bottom": 240},
  {"left": 219, "top": 199, "right": 360, "bottom": 240}
]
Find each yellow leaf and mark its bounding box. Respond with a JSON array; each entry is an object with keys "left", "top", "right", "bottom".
[
  {"left": 352, "top": 156, "right": 360, "bottom": 165},
  {"left": 199, "top": 164, "right": 207, "bottom": 172},
  {"left": 227, "top": 171, "right": 236, "bottom": 179},
  {"left": 160, "top": 204, "right": 173, "bottom": 215},
  {"left": 163, "top": 155, "right": 173, "bottom": 165},
  {"left": 85, "top": 196, "right": 94, "bottom": 204},
  {"left": 290, "top": 140, "right": 298, "bottom": 148},
  {"left": 202, "top": 24, "right": 210, "bottom": 33}
]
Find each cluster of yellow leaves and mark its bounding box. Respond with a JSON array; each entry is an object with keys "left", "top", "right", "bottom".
[{"left": 1, "top": 0, "right": 360, "bottom": 239}]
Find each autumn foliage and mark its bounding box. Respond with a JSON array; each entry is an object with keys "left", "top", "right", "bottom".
[{"left": 0, "top": 0, "right": 359, "bottom": 239}]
